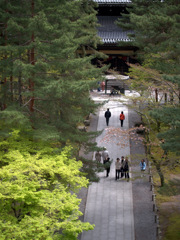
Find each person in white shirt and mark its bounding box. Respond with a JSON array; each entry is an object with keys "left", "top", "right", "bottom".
[
  {"left": 115, "top": 158, "right": 121, "bottom": 180},
  {"left": 102, "top": 148, "right": 109, "bottom": 164}
]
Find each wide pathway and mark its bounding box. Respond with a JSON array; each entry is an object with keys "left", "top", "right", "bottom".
[{"left": 81, "top": 100, "right": 135, "bottom": 240}]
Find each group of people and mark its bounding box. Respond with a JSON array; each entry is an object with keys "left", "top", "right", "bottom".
[
  {"left": 95, "top": 149, "right": 130, "bottom": 180},
  {"left": 104, "top": 108, "right": 125, "bottom": 127},
  {"left": 95, "top": 148, "right": 109, "bottom": 164},
  {"left": 115, "top": 156, "right": 129, "bottom": 180},
  {"left": 95, "top": 148, "right": 112, "bottom": 177},
  {"left": 95, "top": 149, "right": 147, "bottom": 180},
  {"left": 96, "top": 108, "right": 147, "bottom": 179}
]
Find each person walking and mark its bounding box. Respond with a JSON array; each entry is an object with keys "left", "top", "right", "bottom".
[
  {"left": 124, "top": 157, "right": 130, "bottom": 179},
  {"left": 104, "top": 157, "right": 112, "bottom": 177},
  {"left": 140, "top": 159, "right": 146, "bottom": 171},
  {"left": 100, "top": 81, "right": 105, "bottom": 91},
  {"left": 120, "top": 156, "right": 125, "bottom": 178},
  {"left": 115, "top": 158, "right": 121, "bottom": 180},
  {"left": 97, "top": 81, "right": 101, "bottom": 92},
  {"left": 102, "top": 148, "right": 109, "bottom": 164},
  {"left": 140, "top": 159, "right": 146, "bottom": 170},
  {"left": 120, "top": 111, "right": 125, "bottom": 127},
  {"left": 95, "top": 151, "right": 101, "bottom": 163},
  {"left": 140, "top": 159, "right": 146, "bottom": 177},
  {"left": 105, "top": 108, "right": 111, "bottom": 126}
]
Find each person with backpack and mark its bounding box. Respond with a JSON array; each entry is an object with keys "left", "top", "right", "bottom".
[
  {"left": 104, "top": 108, "right": 111, "bottom": 126},
  {"left": 104, "top": 157, "right": 112, "bottom": 177},
  {"left": 119, "top": 111, "right": 125, "bottom": 127}
]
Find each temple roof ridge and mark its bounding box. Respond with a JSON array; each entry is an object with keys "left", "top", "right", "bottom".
[
  {"left": 93, "top": 0, "right": 131, "bottom": 4},
  {"left": 97, "top": 16, "right": 133, "bottom": 43}
]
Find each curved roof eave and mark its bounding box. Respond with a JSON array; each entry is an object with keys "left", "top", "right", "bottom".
[
  {"left": 93, "top": 0, "right": 131, "bottom": 5},
  {"left": 97, "top": 16, "right": 133, "bottom": 44}
]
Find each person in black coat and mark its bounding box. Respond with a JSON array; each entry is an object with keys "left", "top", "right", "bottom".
[
  {"left": 104, "top": 157, "right": 112, "bottom": 177},
  {"left": 120, "top": 156, "right": 125, "bottom": 178},
  {"left": 104, "top": 108, "right": 111, "bottom": 126},
  {"left": 124, "top": 157, "right": 130, "bottom": 179}
]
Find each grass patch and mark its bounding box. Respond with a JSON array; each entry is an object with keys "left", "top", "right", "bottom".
[
  {"left": 157, "top": 179, "right": 180, "bottom": 197},
  {"left": 163, "top": 213, "right": 180, "bottom": 240}
]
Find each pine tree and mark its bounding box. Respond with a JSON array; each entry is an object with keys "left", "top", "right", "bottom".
[
  {"left": 0, "top": 1, "right": 105, "bottom": 237},
  {"left": 117, "top": 0, "right": 180, "bottom": 155},
  {"left": 0, "top": 0, "right": 104, "bottom": 143}
]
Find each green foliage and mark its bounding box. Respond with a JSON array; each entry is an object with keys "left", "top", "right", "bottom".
[
  {"left": 79, "top": 156, "right": 105, "bottom": 182},
  {"left": 150, "top": 107, "right": 180, "bottom": 154},
  {"left": 118, "top": 0, "right": 180, "bottom": 155},
  {"left": 0, "top": 0, "right": 105, "bottom": 186},
  {"left": 164, "top": 214, "right": 180, "bottom": 240},
  {"left": 157, "top": 179, "right": 180, "bottom": 197},
  {"left": 118, "top": 3, "right": 180, "bottom": 238},
  {"left": 0, "top": 1, "right": 106, "bottom": 238},
  {"left": 127, "top": 65, "right": 159, "bottom": 96},
  {"left": 0, "top": 130, "right": 93, "bottom": 239},
  {"left": 0, "top": 0, "right": 104, "bottom": 144}
]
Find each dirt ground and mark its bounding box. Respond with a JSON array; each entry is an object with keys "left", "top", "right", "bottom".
[{"left": 158, "top": 184, "right": 180, "bottom": 239}]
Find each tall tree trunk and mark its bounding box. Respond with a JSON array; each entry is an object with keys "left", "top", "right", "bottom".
[
  {"left": 145, "top": 126, "right": 164, "bottom": 186},
  {"left": 29, "top": 0, "right": 35, "bottom": 112},
  {"left": 151, "top": 155, "right": 164, "bottom": 187},
  {"left": 170, "top": 90, "right": 173, "bottom": 103},
  {"left": 2, "top": 17, "right": 8, "bottom": 110},
  {"left": 10, "top": 75, "right": 13, "bottom": 102},
  {"left": 155, "top": 88, "right": 158, "bottom": 102},
  {"left": 10, "top": 53, "right": 13, "bottom": 102},
  {"left": 164, "top": 92, "right": 167, "bottom": 103},
  {"left": 18, "top": 72, "right": 22, "bottom": 106}
]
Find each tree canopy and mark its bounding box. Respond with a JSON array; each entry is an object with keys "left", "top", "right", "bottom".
[
  {"left": 0, "top": 130, "right": 93, "bottom": 239},
  {"left": 117, "top": 0, "right": 180, "bottom": 154},
  {"left": 0, "top": 0, "right": 104, "bottom": 143},
  {"left": 0, "top": 0, "right": 105, "bottom": 238}
]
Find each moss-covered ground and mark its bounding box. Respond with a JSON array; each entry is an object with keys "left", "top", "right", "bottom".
[{"left": 153, "top": 167, "right": 180, "bottom": 240}]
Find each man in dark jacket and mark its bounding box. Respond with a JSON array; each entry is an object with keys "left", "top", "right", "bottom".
[
  {"left": 104, "top": 108, "right": 111, "bottom": 126},
  {"left": 104, "top": 157, "right": 112, "bottom": 177}
]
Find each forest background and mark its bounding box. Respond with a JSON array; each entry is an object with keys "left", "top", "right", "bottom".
[
  {"left": 0, "top": 0, "right": 180, "bottom": 239},
  {"left": 0, "top": 0, "right": 106, "bottom": 239},
  {"left": 117, "top": 0, "right": 180, "bottom": 239}
]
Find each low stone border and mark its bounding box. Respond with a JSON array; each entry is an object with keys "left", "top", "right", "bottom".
[{"left": 149, "top": 163, "right": 162, "bottom": 240}]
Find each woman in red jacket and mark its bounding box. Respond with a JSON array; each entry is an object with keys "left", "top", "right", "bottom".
[{"left": 120, "top": 111, "right": 125, "bottom": 127}]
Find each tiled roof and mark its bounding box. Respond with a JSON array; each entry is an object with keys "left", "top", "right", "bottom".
[
  {"left": 97, "top": 16, "right": 133, "bottom": 43},
  {"left": 94, "top": 0, "right": 131, "bottom": 4}
]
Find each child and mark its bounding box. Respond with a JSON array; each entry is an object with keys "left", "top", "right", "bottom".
[{"left": 140, "top": 159, "right": 146, "bottom": 177}]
